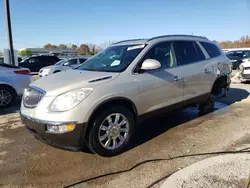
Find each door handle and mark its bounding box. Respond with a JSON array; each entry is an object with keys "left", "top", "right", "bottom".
[
  {"left": 204, "top": 69, "right": 211, "bottom": 74},
  {"left": 174, "top": 76, "right": 183, "bottom": 81}
]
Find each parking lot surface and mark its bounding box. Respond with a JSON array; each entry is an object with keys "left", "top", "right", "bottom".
[{"left": 0, "top": 81, "right": 250, "bottom": 188}]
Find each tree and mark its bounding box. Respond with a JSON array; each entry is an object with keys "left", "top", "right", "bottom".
[
  {"left": 71, "top": 44, "right": 78, "bottom": 50},
  {"left": 44, "top": 43, "right": 58, "bottom": 49},
  {"left": 217, "top": 35, "right": 250, "bottom": 49},
  {"left": 88, "top": 43, "right": 97, "bottom": 55},
  {"left": 78, "top": 44, "right": 90, "bottom": 55},
  {"left": 18, "top": 49, "right": 32, "bottom": 57},
  {"left": 58, "top": 44, "right": 68, "bottom": 49}
]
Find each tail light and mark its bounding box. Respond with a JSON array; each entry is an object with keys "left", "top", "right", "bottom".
[{"left": 14, "top": 70, "right": 31, "bottom": 75}]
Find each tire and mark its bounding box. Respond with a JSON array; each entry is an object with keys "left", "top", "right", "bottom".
[
  {"left": 199, "top": 95, "right": 215, "bottom": 115},
  {"left": 0, "top": 86, "right": 16, "bottom": 109},
  {"left": 87, "top": 106, "right": 135, "bottom": 157}
]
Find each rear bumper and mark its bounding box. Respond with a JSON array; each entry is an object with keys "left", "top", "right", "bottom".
[{"left": 20, "top": 113, "right": 87, "bottom": 151}]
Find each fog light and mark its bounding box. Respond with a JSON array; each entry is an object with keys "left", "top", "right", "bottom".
[{"left": 47, "top": 124, "right": 76, "bottom": 134}]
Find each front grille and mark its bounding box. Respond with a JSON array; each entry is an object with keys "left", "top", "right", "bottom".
[{"left": 23, "top": 87, "right": 45, "bottom": 108}]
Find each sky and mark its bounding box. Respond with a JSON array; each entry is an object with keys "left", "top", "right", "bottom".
[{"left": 0, "top": 0, "right": 250, "bottom": 50}]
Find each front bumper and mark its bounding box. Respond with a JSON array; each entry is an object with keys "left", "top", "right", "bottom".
[
  {"left": 20, "top": 113, "right": 87, "bottom": 151},
  {"left": 241, "top": 69, "right": 250, "bottom": 81}
]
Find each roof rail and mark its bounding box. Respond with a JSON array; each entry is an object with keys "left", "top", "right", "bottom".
[
  {"left": 148, "top": 34, "right": 208, "bottom": 41},
  {"left": 113, "top": 39, "right": 146, "bottom": 45}
]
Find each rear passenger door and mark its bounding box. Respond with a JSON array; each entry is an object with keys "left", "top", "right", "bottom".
[{"left": 172, "top": 40, "right": 213, "bottom": 103}]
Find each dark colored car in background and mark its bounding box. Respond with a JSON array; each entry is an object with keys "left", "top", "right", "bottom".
[
  {"left": 19, "top": 55, "right": 60, "bottom": 72},
  {"left": 226, "top": 54, "right": 242, "bottom": 69},
  {"left": 226, "top": 50, "right": 250, "bottom": 69}
]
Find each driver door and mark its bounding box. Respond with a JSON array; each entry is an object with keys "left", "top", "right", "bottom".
[{"left": 134, "top": 42, "right": 184, "bottom": 115}]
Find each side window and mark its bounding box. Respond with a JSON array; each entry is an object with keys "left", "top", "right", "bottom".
[
  {"left": 200, "top": 42, "right": 221, "bottom": 58},
  {"left": 172, "top": 41, "right": 206, "bottom": 66},
  {"left": 67, "top": 59, "right": 78, "bottom": 66},
  {"left": 141, "top": 42, "right": 175, "bottom": 69},
  {"left": 28, "top": 57, "right": 38, "bottom": 64},
  {"left": 79, "top": 58, "right": 87, "bottom": 64}
]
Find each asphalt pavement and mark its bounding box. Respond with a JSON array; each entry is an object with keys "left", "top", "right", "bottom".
[{"left": 0, "top": 78, "right": 250, "bottom": 188}]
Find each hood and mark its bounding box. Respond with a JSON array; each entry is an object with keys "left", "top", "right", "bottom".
[
  {"left": 242, "top": 61, "right": 250, "bottom": 68},
  {"left": 41, "top": 65, "right": 59, "bottom": 70},
  {"left": 31, "top": 70, "right": 120, "bottom": 96}
]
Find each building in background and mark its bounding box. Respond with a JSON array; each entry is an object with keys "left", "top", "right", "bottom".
[{"left": 18, "top": 48, "right": 77, "bottom": 56}]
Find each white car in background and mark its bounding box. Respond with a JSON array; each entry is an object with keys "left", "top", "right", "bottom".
[
  {"left": 240, "top": 59, "right": 250, "bottom": 82},
  {"left": 38, "top": 56, "right": 91, "bottom": 77},
  {"left": 0, "top": 63, "right": 32, "bottom": 108}
]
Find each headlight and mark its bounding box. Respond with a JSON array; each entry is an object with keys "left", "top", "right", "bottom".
[
  {"left": 50, "top": 88, "right": 93, "bottom": 112},
  {"left": 218, "top": 62, "right": 232, "bottom": 75},
  {"left": 242, "top": 59, "right": 250, "bottom": 63},
  {"left": 42, "top": 69, "right": 50, "bottom": 75}
]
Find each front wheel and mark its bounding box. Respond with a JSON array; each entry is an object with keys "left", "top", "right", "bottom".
[{"left": 87, "top": 106, "right": 135, "bottom": 157}]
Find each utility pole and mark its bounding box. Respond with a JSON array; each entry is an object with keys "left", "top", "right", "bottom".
[{"left": 4, "top": 0, "right": 15, "bottom": 65}]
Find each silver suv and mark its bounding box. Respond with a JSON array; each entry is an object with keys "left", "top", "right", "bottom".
[{"left": 20, "top": 35, "right": 231, "bottom": 157}]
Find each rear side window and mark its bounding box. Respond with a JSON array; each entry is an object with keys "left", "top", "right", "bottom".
[
  {"left": 200, "top": 42, "right": 221, "bottom": 58},
  {"left": 79, "top": 58, "right": 87, "bottom": 64},
  {"left": 42, "top": 56, "right": 59, "bottom": 63},
  {"left": 173, "top": 41, "right": 206, "bottom": 66}
]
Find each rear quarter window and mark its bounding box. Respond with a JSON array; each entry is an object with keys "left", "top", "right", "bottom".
[{"left": 200, "top": 42, "right": 221, "bottom": 58}]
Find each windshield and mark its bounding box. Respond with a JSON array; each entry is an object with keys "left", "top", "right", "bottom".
[
  {"left": 226, "top": 51, "right": 248, "bottom": 58},
  {"left": 77, "top": 44, "right": 145, "bottom": 72},
  {"left": 55, "top": 59, "right": 67, "bottom": 65},
  {"left": 20, "top": 57, "right": 29, "bottom": 63}
]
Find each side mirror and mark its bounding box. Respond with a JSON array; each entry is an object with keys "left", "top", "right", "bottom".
[
  {"left": 141, "top": 59, "right": 161, "bottom": 70},
  {"left": 63, "top": 62, "right": 69, "bottom": 66}
]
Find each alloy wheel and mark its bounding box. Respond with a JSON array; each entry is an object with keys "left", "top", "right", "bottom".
[
  {"left": 0, "top": 89, "right": 12, "bottom": 107},
  {"left": 98, "top": 113, "right": 129, "bottom": 150}
]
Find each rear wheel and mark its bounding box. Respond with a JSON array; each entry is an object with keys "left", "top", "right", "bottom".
[
  {"left": 0, "top": 86, "right": 16, "bottom": 109},
  {"left": 87, "top": 106, "right": 134, "bottom": 157}
]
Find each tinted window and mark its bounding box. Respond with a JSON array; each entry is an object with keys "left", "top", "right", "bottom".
[
  {"left": 52, "top": 56, "right": 60, "bottom": 62},
  {"left": 79, "top": 58, "right": 87, "bottom": 64},
  {"left": 141, "top": 42, "right": 176, "bottom": 69},
  {"left": 200, "top": 42, "right": 221, "bottom": 58},
  {"left": 173, "top": 41, "right": 206, "bottom": 66},
  {"left": 243, "top": 51, "right": 250, "bottom": 57},
  {"left": 0, "top": 57, "right": 4, "bottom": 63},
  {"left": 40, "top": 56, "right": 58, "bottom": 64},
  {"left": 27, "top": 57, "right": 39, "bottom": 64},
  {"left": 67, "top": 59, "right": 78, "bottom": 65}
]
